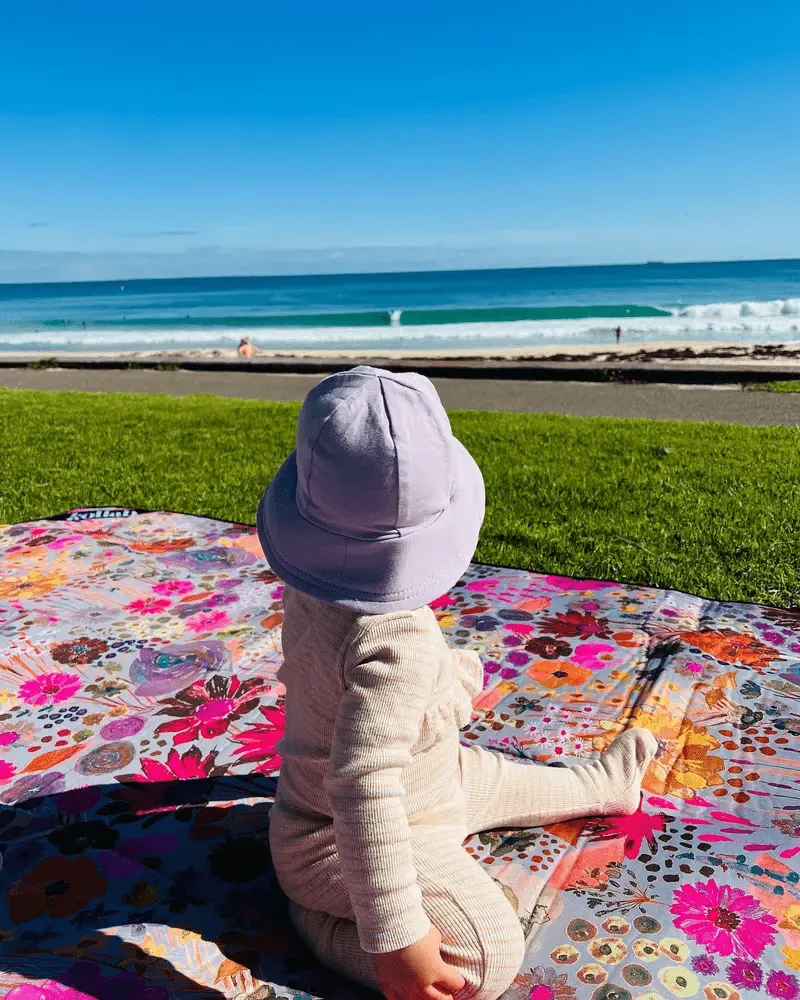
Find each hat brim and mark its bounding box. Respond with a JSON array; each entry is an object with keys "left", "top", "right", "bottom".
[{"left": 257, "top": 440, "right": 485, "bottom": 613}]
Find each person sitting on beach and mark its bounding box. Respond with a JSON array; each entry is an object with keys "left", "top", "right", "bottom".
[
  {"left": 237, "top": 336, "right": 256, "bottom": 358},
  {"left": 257, "top": 366, "right": 657, "bottom": 1000}
]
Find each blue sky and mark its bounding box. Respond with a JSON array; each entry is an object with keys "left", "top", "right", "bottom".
[{"left": 1, "top": 0, "right": 799, "bottom": 280}]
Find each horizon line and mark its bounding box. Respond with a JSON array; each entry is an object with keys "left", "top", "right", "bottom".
[{"left": 1, "top": 254, "right": 799, "bottom": 289}]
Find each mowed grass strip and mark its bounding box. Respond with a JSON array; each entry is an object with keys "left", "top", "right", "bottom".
[
  {"left": 1, "top": 387, "right": 798, "bottom": 607},
  {"left": 747, "top": 380, "right": 800, "bottom": 393}
]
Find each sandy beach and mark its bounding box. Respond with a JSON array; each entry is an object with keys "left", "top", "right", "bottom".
[{"left": 3, "top": 339, "right": 800, "bottom": 369}]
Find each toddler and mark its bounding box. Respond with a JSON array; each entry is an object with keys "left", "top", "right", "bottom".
[{"left": 257, "top": 366, "right": 657, "bottom": 1000}]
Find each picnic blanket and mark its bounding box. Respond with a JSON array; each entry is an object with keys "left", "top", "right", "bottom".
[{"left": 1, "top": 508, "right": 799, "bottom": 1000}]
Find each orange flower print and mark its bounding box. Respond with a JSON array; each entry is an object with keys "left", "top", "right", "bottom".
[
  {"left": 7, "top": 856, "right": 107, "bottom": 922},
  {"left": 612, "top": 630, "right": 646, "bottom": 648},
  {"left": 680, "top": 629, "right": 781, "bottom": 667},
  {"left": 128, "top": 537, "right": 196, "bottom": 554},
  {"left": 434, "top": 612, "right": 458, "bottom": 628},
  {"left": 525, "top": 659, "right": 593, "bottom": 689},
  {"left": 0, "top": 569, "right": 67, "bottom": 601},
  {"left": 594, "top": 708, "right": 724, "bottom": 798}
]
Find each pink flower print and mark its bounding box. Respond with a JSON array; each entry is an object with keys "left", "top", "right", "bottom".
[
  {"left": 19, "top": 671, "right": 82, "bottom": 706},
  {"left": 152, "top": 579, "right": 194, "bottom": 596},
  {"left": 691, "top": 955, "right": 718, "bottom": 976},
  {"left": 5, "top": 982, "right": 95, "bottom": 1000},
  {"left": 129, "top": 745, "right": 226, "bottom": 782},
  {"left": 46, "top": 534, "right": 84, "bottom": 551},
  {"left": 507, "top": 651, "right": 530, "bottom": 667},
  {"left": 545, "top": 574, "right": 616, "bottom": 590},
  {"left": 524, "top": 966, "right": 576, "bottom": 999},
  {"left": 184, "top": 609, "right": 232, "bottom": 633},
  {"left": 767, "top": 972, "right": 800, "bottom": 999},
  {"left": 429, "top": 593, "right": 458, "bottom": 610},
  {"left": 504, "top": 623, "right": 534, "bottom": 636},
  {"left": 670, "top": 878, "right": 777, "bottom": 959},
  {"left": 572, "top": 642, "right": 623, "bottom": 671},
  {"left": 126, "top": 597, "right": 173, "bottom": 614},
  {"left": 594, "top": 807, "right": 668, "bottom": 859},
  {"left": 727, "top": 958, "right": 763, "bottom": 991},
  {"left": 230, "top": 705, "right": 285, "bottom": 774},
  {"left": 0, "top": 720, "right": 36, "bottom": 744},
  {"left": 0, "top": 760, "right": 17, "bottom": 783},
  {"left": 154, "top": 675, "right": 271, "bottom": 745},
  {"left": 466, "top": 579, "right": 499, "bottom": 591}
]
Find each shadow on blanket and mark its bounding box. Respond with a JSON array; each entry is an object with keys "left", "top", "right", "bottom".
[{"left": 1, "top": 775, "right": 378, "bottom": 1000}]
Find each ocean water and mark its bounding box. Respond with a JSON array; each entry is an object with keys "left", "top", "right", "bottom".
[{"left": 0, "top": 258, "right": 799, "bottom": 352}]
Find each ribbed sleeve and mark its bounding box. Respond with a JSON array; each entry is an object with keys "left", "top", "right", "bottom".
[
  {"left": 450, "top": 646, "right": 484, "bottom": 699},
  {"left": 322, "top": 613, "right": 438, "bottom": 953}
]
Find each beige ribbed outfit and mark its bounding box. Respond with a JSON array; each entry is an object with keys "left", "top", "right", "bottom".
[{"left": 269, "top": 585, "right": 656, "bottom": 1000}]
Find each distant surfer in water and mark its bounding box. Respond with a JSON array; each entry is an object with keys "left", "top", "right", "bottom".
[
  {"left": 615, "top": 326, "right": 622, "bottom": 344},
  {"left": 238, "top": 337, "right": 256, "bottom": 358}
]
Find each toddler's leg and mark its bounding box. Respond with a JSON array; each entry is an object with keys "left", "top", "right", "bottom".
[
  {"left": 413, "top": 831, "right": 526, "bottom": 1000},
  {"left": 459, "top": 727, "right": 657, "bottom": 834},
  {"left": 288, "top": 901, "right": 382, "bottom": 992},
  {"left": 288, "top": 831, "right": 526, "bottom": 1000}
]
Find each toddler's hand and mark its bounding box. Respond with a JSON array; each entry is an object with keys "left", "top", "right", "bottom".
[{"left": 374, "top": 923, "right": 465, "bottom": 1000}]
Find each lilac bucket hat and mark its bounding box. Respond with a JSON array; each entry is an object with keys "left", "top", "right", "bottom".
[{"left": 257, "top": 365, "right": 485, "bottom": 613}]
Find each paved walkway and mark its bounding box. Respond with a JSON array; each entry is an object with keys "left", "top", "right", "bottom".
[{"left": 1, "top": 368, "right": 799, "bottom": 426}]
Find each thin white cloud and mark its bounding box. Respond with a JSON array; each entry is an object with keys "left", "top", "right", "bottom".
[{"left": 117, "top": 230, "right": 199, "bottom": 239}]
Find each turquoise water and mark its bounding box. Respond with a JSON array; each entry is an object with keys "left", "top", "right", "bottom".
[{"left": 0, "top": 258, "right": 798, "bottom": 351}]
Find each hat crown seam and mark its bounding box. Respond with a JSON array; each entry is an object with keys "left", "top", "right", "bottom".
[{"left": 377, "top": 377, "right": 401, "bottom": 533}]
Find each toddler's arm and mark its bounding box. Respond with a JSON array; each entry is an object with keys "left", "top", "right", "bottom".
[
  {"left": 450, "top": 646, "right": 483, "bottom": 698},
  {"left": 323, "top": 613, "right": 438, "bottom": 955}
]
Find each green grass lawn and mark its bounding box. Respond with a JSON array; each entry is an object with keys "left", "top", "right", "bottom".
[
  {"left": 2, "top": 387, "right": 799, "bottom": 607},
  {"left": 747, "top": 380, "right": 800, "bottom": 393}
]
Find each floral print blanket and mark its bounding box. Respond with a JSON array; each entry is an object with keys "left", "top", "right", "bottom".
[{"left": 1, "top": 508, "right": 800, "bottom": 1000}]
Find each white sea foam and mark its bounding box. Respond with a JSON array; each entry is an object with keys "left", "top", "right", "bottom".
[
  {"left": 2, "top": 299, "right": 800, "bottom": 350},
  {"left": 674, "top": 298, "right": 800, "bottom": 319},
  {"left": 673, "top": 299, "right": 800, "bottom": 323}
]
